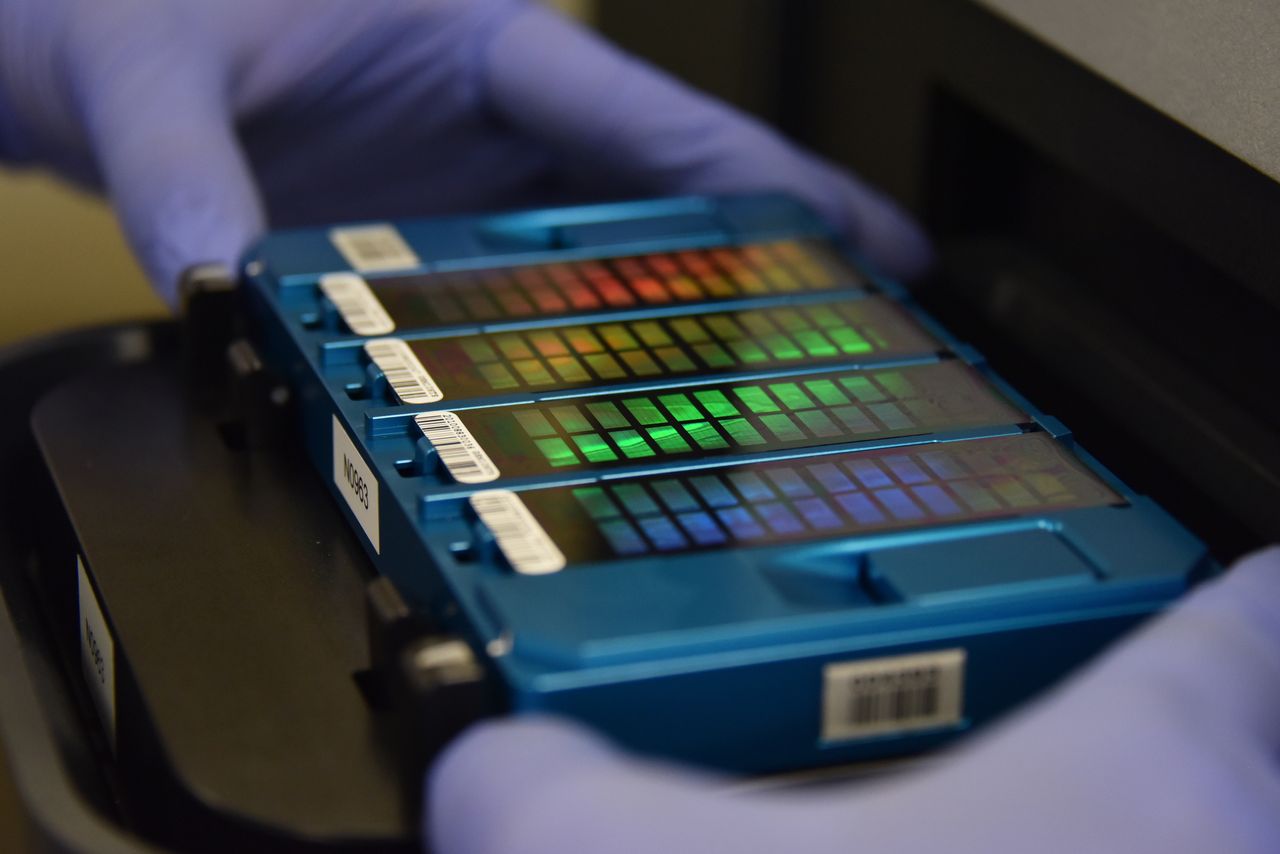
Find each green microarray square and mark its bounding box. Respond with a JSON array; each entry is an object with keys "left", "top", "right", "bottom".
[
  {"left": 768, "top": 382, "right": 815, "bottom": 410},
  {"left": 734, "top": 386, "right": 780, "bottom": 414},
  {"left": 550, "top": 405, "right": 592, "bottom": 433},
  {"left": 797, "top": 409, "right": 843, "bottom": 438},
  {"left": 739, "top": 313, "right": 777, "bottom": 338},
  {"left": 720, "top": 417, "right": 767, "bottom": 446},
  {"left": 623, "top": 397, "right": 667, "bottom": 425},
  {"left": 654, "top": 347, "right": 697, "bottom": 372},
  {"left": 587, "top": 401, "right": 629, "bottom": 429},
  {"left": 547, "top": 355, "right": 590, "bottom": 383},
  {"left": 806, "top": 306, "right": 844, "bottom": 328},
  {"left": 613, "top": 483, "right": 660, "bottom": 516},
  {"left": 646, "top": 425, "right": 692, "bottom": 454},
  {"left": 610, "top": 429, "right": 656, "bottom": 459},
  {"left": 514, "top": 410, "right": 556, "bottom": 438},
  {"left": 694, "top": 389, "right": 739, "bottom": 418},
  {"left": 760, "top": 412, "right": 807, "bottom": 442},
  {"left": 670, "top": 317, "right": 710, "bottom": 344},
  {"left": 571, "top": 433, "right": 619, "bottom": 463},
  {"left": 693, "top": 342, "right": 736, "bottom": 368},
  {"left": 703, "top": 315, "right": 744, "bottom": 341},
  {"left": 585, "top": 353, "right": 627, "bottom": 379},
  {"left": 768, "top": 308, "right": 810, "bottom": 333},
  {"left": 874, "top": 371, "right": 917, "bottom": 398},
  {"left": 573, "top": 486, "right": 620, "bottom": 520},
  {"left": 805, "top": 379, "right": 849, "bottom": 406},
  {"left": 727, "top": 339, "right": 769, "bottom": 364},
  {"left": 632, "top": 321, "right": 673, "bottom": 347},
  {"left": 620, "top": 350, "right": 662, "bottom": 376},
  {"left": 828, "top": 327, "right": 873, "bottom": 355},
  {"left": 794, "top": 330, "right": 838, "bottom": 358},
  {"left": 840, "top": 375, "right": 886, "bottom": 403},
  {"left": 480, "top": 363, "right": 519, "bottom": 390},
  {"left": 658, "top": 393, "right": 701, "bottom": 422},
  {"left": 685, "top": 421, "right": 731, "bottom": 450},
  {"left": 461, "top": 338, "right": 498, "bottom": 362},
  {"left": 512, "top": 359, "right": 554, "bottom": 386},
  {"left": 495, "top": 334, "right": 534, "bottom": 360},
  {"left": 864, "top": 326, "right": 892, "bottom": 348},
  {"left": 598, "top": 324, "right": 638, "bottom": 351},
  {"left": 760, "top": 333, "right": 803, "bottom": 360},
  {"left": 535, "top": 437, "right": 579, "bottom": 467}
]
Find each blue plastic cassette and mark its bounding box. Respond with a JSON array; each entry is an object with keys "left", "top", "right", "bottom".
[{"left": 242, "top": 194, "right": 1212, "bottom": 772}]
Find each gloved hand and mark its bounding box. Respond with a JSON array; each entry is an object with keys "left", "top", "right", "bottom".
[
  {"left": 0, "top": 0, "right": 931, "bottom": 304},
  {"left": 429, "top": 547, "right": 1280, "bottom": 854}
]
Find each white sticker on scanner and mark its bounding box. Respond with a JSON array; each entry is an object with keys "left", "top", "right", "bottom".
[
  {"left": 821, "top": 648, "right": 965, "bottom": 742},
  {"left": 364, "top": 338, "right": 444, "bottom": 404},
  {"left": 329, "top": 223, "right": 421, "bottom": 273},
  {"left": 78, "top": 556, "right": 116, "bottom": 751},
  {"left": 470, "top": 490, "right": 566, "bottom": 575},
  {"left": 319, "top": 273, "right": 396, "bottom": 336},
  {"left": 333, "top": 415, "right": 380, "bottom": 553},
  {"left": 415, "top": 412, "right": 500, "bottom": 484}
]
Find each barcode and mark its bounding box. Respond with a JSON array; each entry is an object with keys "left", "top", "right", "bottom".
[
  {"left": 319, "top": 273, "right": 396, "bottom": 336},
  {"left": 329, "top": 224, "right": 422, "bottom": 272},
  {"left": 470, "top": 490, "right": 566, "bottom": 575},
  {"left": 415, "top": 412, "right": 500, "bottom": 484},
  {"left": 821, "top": 649, "right": 965, "bottom": 742},
  {"left": 363, "top": 338, "right": 444, "bottom": 404}
]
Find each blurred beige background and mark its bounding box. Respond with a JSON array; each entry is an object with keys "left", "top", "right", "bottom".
[
  {"left": 0, "top": 0, "right": 594, "bottom": 349},
  {"left": 0, "top": 170, "right": 163, "bottom": 347}
]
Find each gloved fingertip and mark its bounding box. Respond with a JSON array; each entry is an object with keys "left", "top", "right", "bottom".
[
  {"left": 814, "top": 169, "right": 936, "bottom": 281},
  {"left": 834, "top": 181, "right": 936, "bottom": 282},
  {"left": 1179, "top": 544, "right": 1280, "bottom": 622},
  {"left": 427, "top": 716, "right": 620, "bottom": 854},
  {"left": 121, "top": 179, "right": 264, "bottom": 308},
  {"left": 64, "top": 10, "right": 265, "bottom": 306}
]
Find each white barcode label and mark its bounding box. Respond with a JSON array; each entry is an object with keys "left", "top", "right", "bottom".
[
  {"left": 332, "top": 415, "right": 380, "bottom": 553},
  {"left": 78, "top": 556, "right": 116, "bottom": 751},
  {"left": 329, "top": 223, "right": 421, "bottom": 273},
  {"left": 821, "top": 648, "right": 965, "bottom": 742},
  {"left": 470, "top": 490, "right": 566, "bottom": 575},
  {"left": 415, "top": 412, "right": 500, "bottom": 484},
  {"left": 319, "top": 273, "right": 396, "bottom": 336},
  {"left": 364, "top": 338, "right": 443, "bottom": 404}
]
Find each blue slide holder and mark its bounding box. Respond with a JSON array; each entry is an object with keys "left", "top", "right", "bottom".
[{"left": 242, "top": 194, "right": 1212, "bottom": 772}]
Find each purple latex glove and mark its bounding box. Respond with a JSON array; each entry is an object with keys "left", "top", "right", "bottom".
[
  {"left": 0, "top": 0, "right": 931, "bottom": 304},
  {"left": 430, "top": 547, "right": 1280, "bottom": 854}
]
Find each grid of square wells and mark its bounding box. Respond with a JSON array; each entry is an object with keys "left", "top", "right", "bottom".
[
  {"left": 505, "top": 364, "right": 1017, "bottom": 468},
  {"left": 537, "top": 434, "right": 1118, "bottom": 558},
  {"left": 369, "top": 239, "right": 858, "bottom": 325},
  {"left": 428, "top": 297, "right": 938, "bottom": 394}
]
